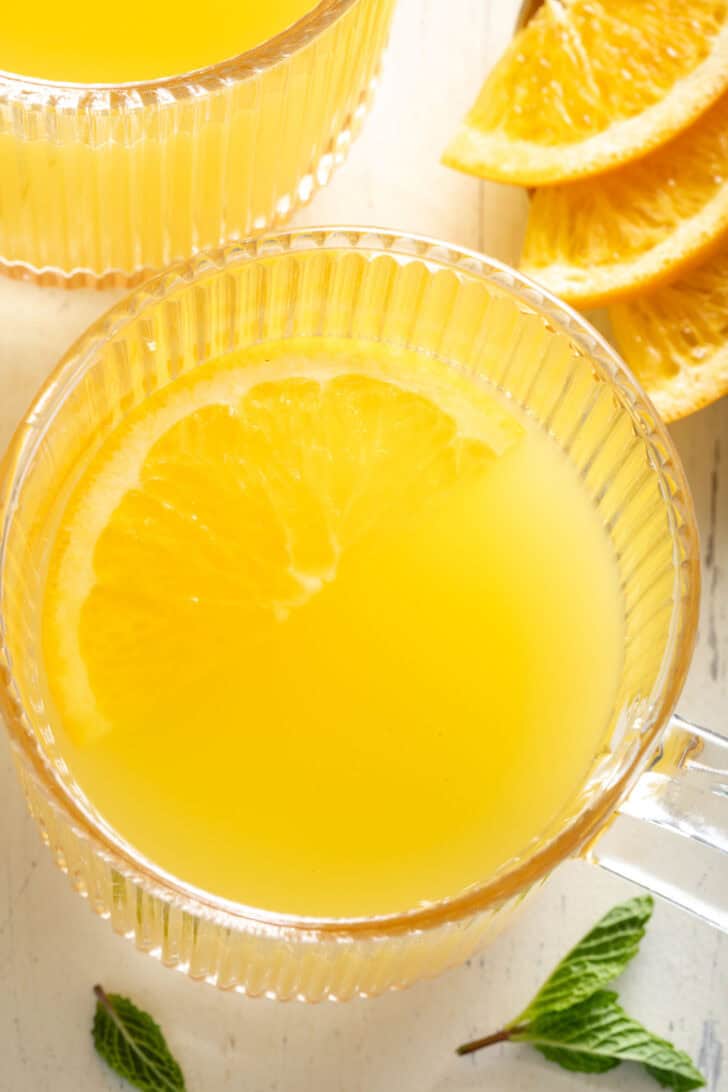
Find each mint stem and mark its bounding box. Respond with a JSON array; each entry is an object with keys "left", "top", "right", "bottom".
[
  {"left": 456, "top": 1025, "right": 526, "bottom": 1055},
  {"left": 94, "top": 985, "right": 125, "bottom": 1036}
]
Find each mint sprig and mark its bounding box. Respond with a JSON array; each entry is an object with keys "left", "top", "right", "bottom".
[
  {"left": 92, "top": 985, "right": 186, "bottom": 1091},
  {"left": 457, "top": 897, "right": 705, "bottom": 1090}
]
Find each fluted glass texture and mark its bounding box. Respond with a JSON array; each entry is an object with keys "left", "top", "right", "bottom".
[
  {"left": 0, "top": 231, "right": 699, "bottom": 999},
  {"left": 0, "top": 0, "right": 394, "bottom": 284}
]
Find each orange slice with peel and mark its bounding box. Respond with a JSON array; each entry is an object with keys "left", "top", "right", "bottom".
[
  {"left": 444, "top": 0, "right": 728, "bottom": 187},
  {"left": 611, "top": 246, "right": 728, "bottom": 421},
  {"left": 43, "top": 339, "right": 522, "bottom": 744},
  {"left": 521, "top": 89, "right": 728, "bottom": 307}
]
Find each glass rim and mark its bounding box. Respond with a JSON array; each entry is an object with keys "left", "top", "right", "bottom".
[
  {"left": 0, "top": 227, "right": 701, "bottom": 939},
  {"left": 0, "top": 0, "right": 357, "bottom": 99}
]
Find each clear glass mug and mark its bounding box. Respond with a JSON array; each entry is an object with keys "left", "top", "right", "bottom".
[
  {"left": 0, "top": 0, "right": 394, "bottom": 286},
  {"left": 0, "top": 229, "right": 725, "bottom": 1002}
]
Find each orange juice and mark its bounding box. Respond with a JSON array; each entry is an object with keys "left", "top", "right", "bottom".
[
  {"left": 0, "top": 0, "right": 394, "bottom": 279},
  {"left": 2, "top": 0, "right": 314, "bottom": 83},
  {"left": 41, "top": 339, "right": 624, "bottom": 919}
]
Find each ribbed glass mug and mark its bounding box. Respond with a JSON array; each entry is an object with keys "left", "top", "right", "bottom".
[
  {"left": 0, "top": 229, "right": 726, "bottom": 1002},
  {"left": 0, "top": 0, "right": 394, "bottom": 286}
]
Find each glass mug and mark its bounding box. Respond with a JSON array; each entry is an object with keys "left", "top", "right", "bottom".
[
  {"left": 0, "top": 0, "right": 394, "bottom": 286},
  {"left": 0, "top": 229, "right": 726, "bottom": 1003}
]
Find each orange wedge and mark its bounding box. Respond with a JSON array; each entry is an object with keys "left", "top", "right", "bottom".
[
  {"left": 611, "top": 246, "right": 728, "bottom": 421},
  {"left": 444, "top": 0, "right": 728, "bottom": 187},
  {"left": 43, "top": 338, "right": 521, "bottom": 744},
  {"left": 521, "top": 89, "right": 728, "bottom": 307}
]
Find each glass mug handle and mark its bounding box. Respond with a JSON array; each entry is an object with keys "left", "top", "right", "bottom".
[{"left": 587, "top": 715, "right": 728, "bottom": 932}]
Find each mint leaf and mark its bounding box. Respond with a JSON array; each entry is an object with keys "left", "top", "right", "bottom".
[
  {"left": 515, "top": 990, "right": 705, "bottom": 1091},
  {"left": 645, "top": 1063, "right": 708, "bottom": 1092},
  {"left": 92, "top": 985, "right": 187, "bottom": 1091},
  {"left": 456, "top": 897, "right": 705, "bottom": 1090},
  {"left": 515, "top": 895, "right": 653, "bottom": 1022}
]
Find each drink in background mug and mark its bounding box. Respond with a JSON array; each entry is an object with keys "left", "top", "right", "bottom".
[{"left": 0, "top": 0, "right": 394, "bottom": 285}]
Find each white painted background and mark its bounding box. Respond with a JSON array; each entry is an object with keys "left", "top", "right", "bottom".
[{"left": 0, "top": 1, "right": 726, "bottom": 1089}]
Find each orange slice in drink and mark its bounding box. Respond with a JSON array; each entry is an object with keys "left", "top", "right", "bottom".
[{"left": 43, "top": 339, "right": 522, "bottom": 744}]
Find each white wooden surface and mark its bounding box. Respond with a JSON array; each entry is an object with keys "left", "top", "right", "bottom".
[{"left": 0, "top": 2, "right": 726, "bottom": 1089}]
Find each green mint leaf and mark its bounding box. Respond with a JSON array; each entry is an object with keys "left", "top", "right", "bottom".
[
  {"left": 515, "top": 895, "right": 654, "bottom": 1022},
  {"left": 537, "top": 1044, "right": 621, "bottom": 1074},
  {"left": 515, "top": 990, "right": 705, "bottom": 1091},
  {"left": 644, "top": 1064, "right": 708, "bottom": 1092},
  {"left": 92, "top": 985, "right": 187, "bottom": 1091}
]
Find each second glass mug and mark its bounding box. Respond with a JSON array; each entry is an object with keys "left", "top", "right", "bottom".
[
  {"left": 0, "top": 229, "right": 726, "bottom": 1002},
  {"left": 0, "top": 0, "right": 394, "bottom": 285}
]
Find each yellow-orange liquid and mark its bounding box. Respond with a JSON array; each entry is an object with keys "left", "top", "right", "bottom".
[
  {"left": 41, "top": 340, "right": 624, "bottom": 918},
  {"left": 0, "top": 0, "right": 393, "bottom": 279},
  {"left": 2, "top": 0, "right": 314, "bottom": 83}
]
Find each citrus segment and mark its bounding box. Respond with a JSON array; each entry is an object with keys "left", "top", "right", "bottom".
[
  {"left": 611, "top": 247, "right": 728, "bottom": 421},
  {"left": 44, "top": 340, "right": 522, "bottom": 745},
  {"left": 521, "top": 89, "right": 728, "bottom": 306},
  {"left": 444, "top": 0, "right": 728, "bottom": 186}
]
